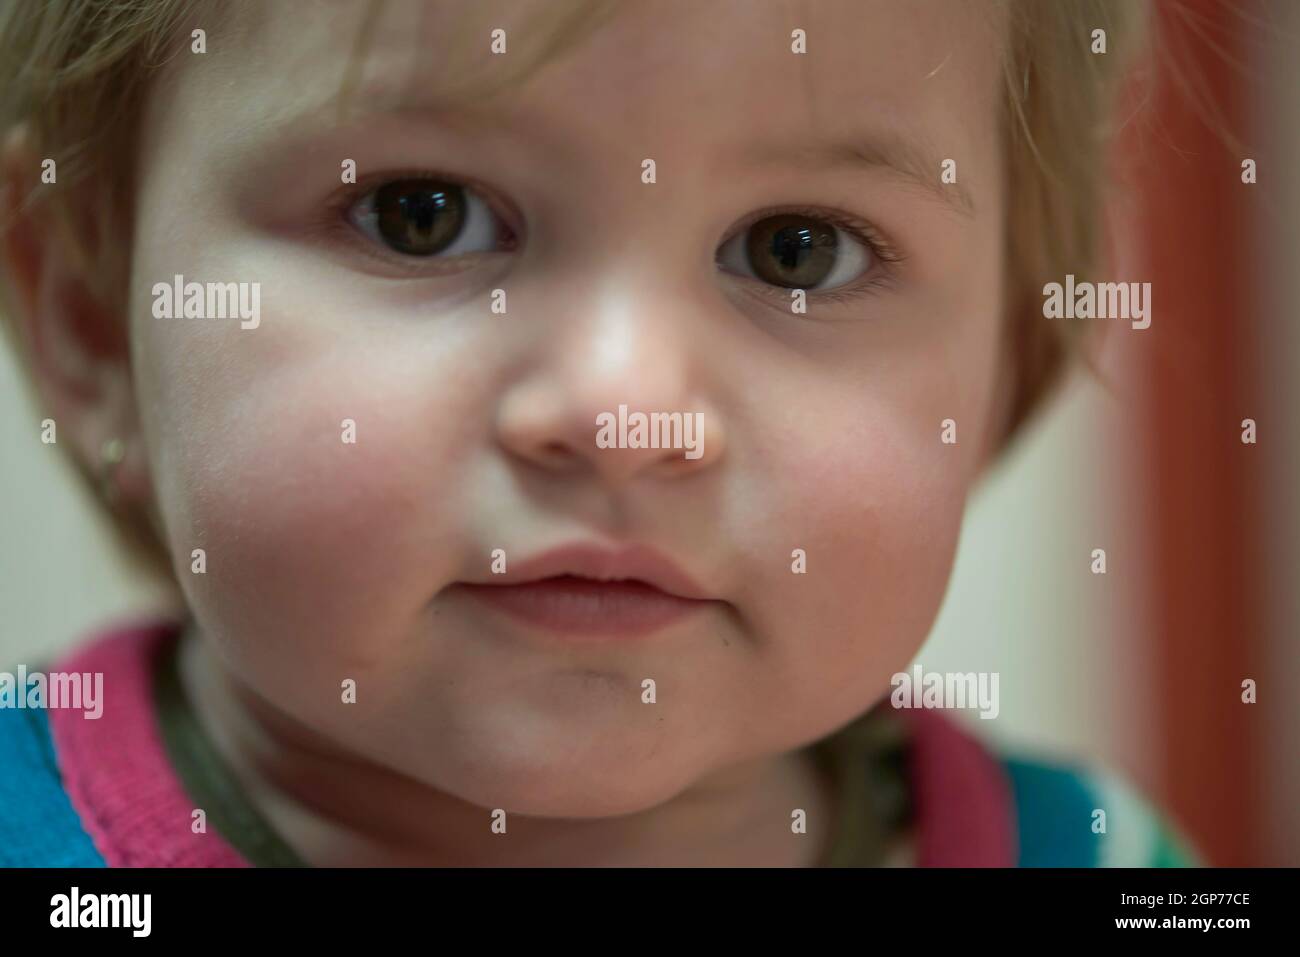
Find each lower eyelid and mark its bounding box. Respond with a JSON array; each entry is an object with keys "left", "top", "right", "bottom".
[
  {"left": 722, "top": 268, "right": 897, "bottom": 312},
  {"left": 322, "top": 215, "right": 510, "bottom": 277},
  {"left": 787, "top": 274, "right": 895, "bottom": 303},
  {"left": 816, "top": 274, "right": 896, "bottom": 302}
]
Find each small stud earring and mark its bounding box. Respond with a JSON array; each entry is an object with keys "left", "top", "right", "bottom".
[{"left": 99, "top": 437, "right": 126, "bottom": 505}]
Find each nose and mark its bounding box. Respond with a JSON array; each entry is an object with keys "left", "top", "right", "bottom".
[{"left": 494, "top": 280, "right": 725, "bottom": 486}]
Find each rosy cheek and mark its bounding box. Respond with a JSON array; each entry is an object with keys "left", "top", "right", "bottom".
[
  {"left": 758, "top": 404, "right": 966, "bottom": 671},
  {"left": 155, "top": 356, "right": 449, "bottom": 651}
]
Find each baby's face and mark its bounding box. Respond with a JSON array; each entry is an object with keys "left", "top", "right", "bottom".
[{"left": 130, "top": 0, "right": 1008, "bottom": 815}]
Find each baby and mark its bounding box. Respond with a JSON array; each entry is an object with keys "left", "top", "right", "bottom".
[{"left": 0, "top": 0, "right": 1197, "bottom": 867}]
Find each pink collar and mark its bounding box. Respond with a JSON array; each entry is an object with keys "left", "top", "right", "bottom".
[
  {"left": 49, "top": 620, "right": 246, "bottom": 866},
  {"left": 49, "top": 621, "right": 1016, "bottom": 867},
  {"left": 901, "top": 706, "right": 1017, "bottom": 865}
]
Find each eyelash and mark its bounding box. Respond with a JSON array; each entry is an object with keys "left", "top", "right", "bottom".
[{"left": 325, "top": 174, "right": 906, "bottom": 301}]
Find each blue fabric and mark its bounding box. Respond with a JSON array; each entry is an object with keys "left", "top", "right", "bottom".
[
  {"left": 0, "top": 703, "right": 106, "bottom": 867},
  {"left": 1002, "top": 757, "right": 1101, "bottom": 867}
]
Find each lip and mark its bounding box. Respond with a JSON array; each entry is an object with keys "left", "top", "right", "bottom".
[{"left": 452, "top": 543, "right": 718, "bottom": 638}]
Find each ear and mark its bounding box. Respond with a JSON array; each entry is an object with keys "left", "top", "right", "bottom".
[{"left": 0, "top": 125, "right": 151, "bottom": 507}]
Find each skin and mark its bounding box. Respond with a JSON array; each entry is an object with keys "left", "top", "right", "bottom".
[{"left": 2, "top": 0, "right": 1013, "bottom": 865}]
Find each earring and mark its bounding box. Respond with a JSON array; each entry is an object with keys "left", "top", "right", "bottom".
[{"left": 99, "top": 437, "right": 126, "bottom": 505}]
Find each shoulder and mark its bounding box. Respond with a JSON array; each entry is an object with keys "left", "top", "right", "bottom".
[
  {"left": 0, "top": 697, "right": 105, "bottom": 866},
  {"left": 0, "top": 619, "right": 182, "bottom": 868},
  {"left": 881, "top": 707, "right": 1201, "bottom": 868},
  {"left": 997, "top": 751, "right": 1202, "bottom": 867}
]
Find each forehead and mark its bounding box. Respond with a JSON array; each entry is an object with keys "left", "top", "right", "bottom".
[{"left": 177, "top": 0, "right": 1006, "bottom": 175}]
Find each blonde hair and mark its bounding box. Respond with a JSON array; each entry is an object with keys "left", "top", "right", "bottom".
[{"left": 0, "top": 0, "right": 1149, "bottom": 579}]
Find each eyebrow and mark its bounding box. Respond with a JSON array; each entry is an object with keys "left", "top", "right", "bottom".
[{"left": 741, "top": 134, "right": 977, "bottom": 219}]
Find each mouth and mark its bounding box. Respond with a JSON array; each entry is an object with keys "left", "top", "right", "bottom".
[{"left": 450, "top": 543, "right": 719, "bottom": 639}]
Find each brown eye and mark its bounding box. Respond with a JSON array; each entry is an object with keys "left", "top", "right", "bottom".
[
  {"left": 717, "top": 211, "right": 871, "bottom": 291},
  {"left": 748, "top": 213, "right": 837, "bottom": 287},
  {"left": 374, "top": 180, "right": 465, "bottom": 255},
  {"left": 350, "top": 178, "right": 508, "bottom": 258}
]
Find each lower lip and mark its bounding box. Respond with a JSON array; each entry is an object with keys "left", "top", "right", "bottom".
[{"left": 453, "top": 576, "right": 713, "bottom": 638}]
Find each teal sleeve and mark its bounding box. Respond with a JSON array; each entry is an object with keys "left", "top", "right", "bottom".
[
  {"left": 1002, "top": 756, "right": 1202, "bottom": 867},
  {"left": 0, "top": 704, "right": 107, "bottom": 867}
]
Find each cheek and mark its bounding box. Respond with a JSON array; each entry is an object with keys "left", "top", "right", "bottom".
[
  {"left": 134, "top": 311, "right": 478, "bottom": 674},
  {"left": 768, "top": 413, "right": 965, "bottom": 659},
  {"left": 742, "top": 346, "right": 991, "bottom": 713}
]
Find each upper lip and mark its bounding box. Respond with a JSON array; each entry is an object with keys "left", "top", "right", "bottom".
[{"left": 467, "top": 543, "right": 715, "bottom": 601}]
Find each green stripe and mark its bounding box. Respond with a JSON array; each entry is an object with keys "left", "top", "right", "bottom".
[
  {"left": 154, "top": 636, "right": 309, "bottom": 867},
  {"left": 1150, "top": 820, "right": 1199, "bottom": 867}
]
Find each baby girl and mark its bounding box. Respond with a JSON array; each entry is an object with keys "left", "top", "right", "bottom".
[{"left": 0, "top": 0, "right": 1196, "bottom": 867}]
